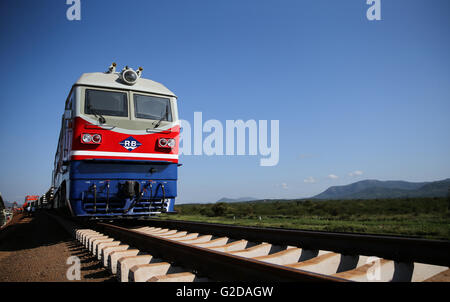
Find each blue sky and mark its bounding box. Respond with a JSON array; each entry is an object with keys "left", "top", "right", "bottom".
[{"left": 0, "top": 0, "right": 449, "bottom": 204}]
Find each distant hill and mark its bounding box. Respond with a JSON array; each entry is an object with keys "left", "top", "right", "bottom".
[
  {"left": 216, "top": 197, "right": 257, "bottom": 203},
  {"left": 313, "top": 178, "right": 450, "bottom": 200}
]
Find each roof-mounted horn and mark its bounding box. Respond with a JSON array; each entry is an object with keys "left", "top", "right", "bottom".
[{"left": 107, "top": 62, "right": 117, "bottom": 74}]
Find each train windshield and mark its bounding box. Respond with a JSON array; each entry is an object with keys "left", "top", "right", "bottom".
[
  {"left": 134, "top": 94, "right": 172, "bottom": 122},
  {"left": 85, "top": 89, "right": 128, "bottom": 117}
]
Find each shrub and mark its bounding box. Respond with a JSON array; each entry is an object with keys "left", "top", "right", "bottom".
[
  {"left": 200, "top": 207, "right": 214, "bottom": 217},
  {"left": 211, "top": 202, "right": 229, "bottom": 217}
]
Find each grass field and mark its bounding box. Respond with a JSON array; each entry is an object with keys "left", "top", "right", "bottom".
[{"left": 160, "top": 197, "right": 450, "bottom": 240}]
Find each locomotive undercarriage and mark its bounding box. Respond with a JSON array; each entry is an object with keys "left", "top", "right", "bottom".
[{"left": 81, "top": 180, "right": 169, "bottom": 216}]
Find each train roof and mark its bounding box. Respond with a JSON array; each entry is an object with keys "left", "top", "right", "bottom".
[{"left": 74, "top": 72, "right": 177, "bottom": 98}]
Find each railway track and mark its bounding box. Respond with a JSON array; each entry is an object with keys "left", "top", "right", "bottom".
[{"left": 49, "top": 214, "right": 450, "bottom": 282}]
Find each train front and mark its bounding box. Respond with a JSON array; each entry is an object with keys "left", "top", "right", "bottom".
[{"left": 67, "top": 64, "right": 179, "bottom": 217}]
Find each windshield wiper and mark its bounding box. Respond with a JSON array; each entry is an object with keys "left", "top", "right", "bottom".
[
  {"left": 88, "top": 105, "right": 106, "bottom": 124},
  {"left": 153, "top": 105, "right": 168, "bottom": 129}
]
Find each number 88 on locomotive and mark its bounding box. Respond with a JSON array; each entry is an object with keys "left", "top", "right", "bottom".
[{"left": 51, "top": 63, "right": 180, "bottom": 218}]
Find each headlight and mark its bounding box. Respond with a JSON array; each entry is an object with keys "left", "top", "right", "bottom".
[
  {"left": 92, "top": 134, "right": 102, "bottom": 144},
  {"left": 158, "top": 138, "right": 175, "bottom": 149},
  {"left": 122, "top": 69, "right": 138, "bottom": 85},
  {"left": 81, "top": 133, "right": 102, "bottom": 144},
  {"left": 167, "top": 139, "right": 176, "bottom": 148},
  {"left": 159, "top": 138, "right": 168, "bottom": 147},
  {"left": 82, "top": 134, "right": 92, "bottom": 143}
]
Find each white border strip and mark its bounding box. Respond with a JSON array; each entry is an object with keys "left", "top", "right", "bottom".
[{"left": 71, "top": 150, "right": 178, "bottom": 159}]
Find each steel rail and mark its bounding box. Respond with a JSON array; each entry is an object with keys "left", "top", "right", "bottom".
[
  {"left": 94, "top": 222, "right": 348, "bottom": 282},
  {"left": 116, "top": 218, "right": 450, "bottom": 267}
]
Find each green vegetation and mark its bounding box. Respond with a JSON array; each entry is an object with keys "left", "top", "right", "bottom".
[{"left": 161, "top": 197, "right": 450, "bottom": 240}]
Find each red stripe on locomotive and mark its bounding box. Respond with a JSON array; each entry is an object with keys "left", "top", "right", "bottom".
[{"left": 71, "top": 116, "right": 179, "bottom": 162}]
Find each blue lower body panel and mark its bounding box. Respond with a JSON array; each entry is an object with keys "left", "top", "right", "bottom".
[{"left": 68, "top": 160, "right": 177, "bottom": 217}]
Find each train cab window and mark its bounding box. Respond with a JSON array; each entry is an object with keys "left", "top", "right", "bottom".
[
  {"left": 85, "top": 89, "right": 128, "bottom": 117},
  {"left": 134, "top": 94, "right": 172, "bottom": 121}
]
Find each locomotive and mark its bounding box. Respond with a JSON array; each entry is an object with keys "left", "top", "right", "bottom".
[
  {"left": 51, "top": 63, "right": 179, "bottom": 218},
  {"left": 23, "top": 195, "right": 40, "bottom": 209}
]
